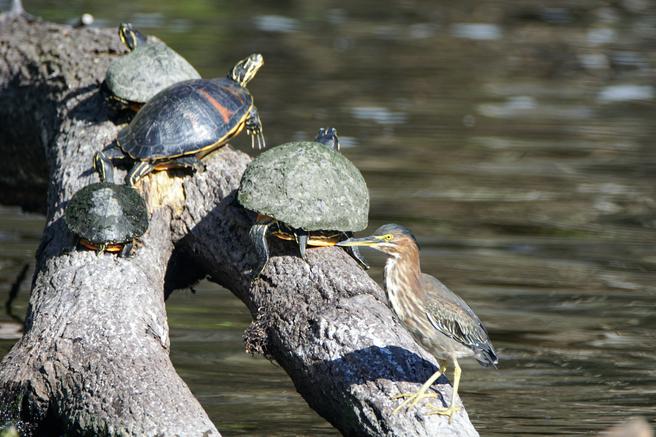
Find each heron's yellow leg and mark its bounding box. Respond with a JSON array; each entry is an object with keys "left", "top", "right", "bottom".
[
  {"left": 439, "top": 361, "right": 447, "bottom": 375},
  {"left": 392, "top": 369, "right": 441, "bottom": 414},
  {"left": 428, "top": 357, "right": 461, "bottom": 423}
]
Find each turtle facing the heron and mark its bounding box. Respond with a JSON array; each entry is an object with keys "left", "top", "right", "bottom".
[
  {"left": 96, "top": 53, "right": 266, "bottom": 186},
  {"left": 104, "top": 23, "right": 201, "bottom": 112},
  {"left": 65, "top": 155, "right": 149, "bottom": 257},
  {"left": 238, "top": 127, "right": 369, "bottom": 278}
]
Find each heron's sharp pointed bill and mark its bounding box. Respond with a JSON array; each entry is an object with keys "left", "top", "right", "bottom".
[{"left": 337, "top": 235, "right": 381, "bottom": 247}]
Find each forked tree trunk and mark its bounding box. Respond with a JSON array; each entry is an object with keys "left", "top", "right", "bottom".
[{"left": 0, "top": 10, "right": 478, "bottom": 437}]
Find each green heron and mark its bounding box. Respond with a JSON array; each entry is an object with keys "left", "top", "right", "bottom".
[{"left": 338, "top": 224, "right": 497, "bottom": 422}]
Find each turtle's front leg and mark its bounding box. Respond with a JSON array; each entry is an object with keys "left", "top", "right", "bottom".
[
  {"left": 341, "top": 232, "right": 369, "bottom": 270},
  {"left": 126, "top": 161, "right": 155, "bottom": 187},
  {"left": 249, "top": 217, "right": 272, "bottom": 279},
  {"left": 168, "top": 156, "right": 206, "bottom": 174},
  {"left": 296, "top": 230, "right": 309, "bottom": 259},
  {"left": 245, "top": 106, "right": 265, "bottom": 149},
  {"left": 119, "top": 242, "right": 135, "bottom": 258},
  {"left": 100, "top": 144, "right": 128, "bottom": 161},
  {"left": 95, "top": 243, "right": 106, "bottom": 256}
]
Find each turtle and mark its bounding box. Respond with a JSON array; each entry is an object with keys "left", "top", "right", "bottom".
[
  {"left": 65, "top": 154, "right": 149, "bottom": 257},
  {"left": 237, "top": 127, "right": 370, "bottom": 277},
  {"left": 95, "top": 53, "right": 265, "bottom": 186},
  {"left": 104, "top": 23, "right": 201, "bottom": 112}
]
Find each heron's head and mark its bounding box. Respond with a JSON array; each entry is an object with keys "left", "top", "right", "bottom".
[
  {"left": 338, "top": 224, "right": 419, "bottom": 258},
  {"left": 118, "top": 23, "right": 146, "bottom": 51},
  {"left": 230, "top": 53, "right": 264, "bottom": 86}
]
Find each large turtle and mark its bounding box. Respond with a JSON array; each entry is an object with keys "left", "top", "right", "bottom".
[
  {"left": 238, "top": 128, "right": 369, "bottom": 277},
  {"left": 104, "top": 23, "right": 201, "bottom": 112},
  {"left": 95, "top": 53, "right": 265, "bottom": 186},
  {"left": 65, "top": 155, "right": 148, "bottom": 257}
]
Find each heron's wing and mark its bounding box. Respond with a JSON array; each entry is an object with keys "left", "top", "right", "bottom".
[{"left": 421, "top": 274, "right": 490, "bottom": 351}]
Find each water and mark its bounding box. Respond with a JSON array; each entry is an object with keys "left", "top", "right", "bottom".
[{"left": 1, "top": 0, "right": 655, "bottom": 435}]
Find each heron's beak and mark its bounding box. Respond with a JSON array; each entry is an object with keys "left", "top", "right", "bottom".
[{"left": 337, "top": 235, "right": 382, "bottom": 248}]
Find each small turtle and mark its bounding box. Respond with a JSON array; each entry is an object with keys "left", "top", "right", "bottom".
[
  {"left": 96, "top": 53, "right": 265, "bottom": 186},
  {"left": 65, "top": 155, "right": 148, "bottom": 257},
  {"left": 238, "top": 127, "right": 369, "bottom": 277},
  {"left": 104, "top": 23, "right": 201, "bottom": 111}
]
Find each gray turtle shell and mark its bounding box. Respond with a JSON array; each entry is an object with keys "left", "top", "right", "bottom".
[
  {"left": 238, "top": 141, "right": 369, "bottom": 232},
  {"left": 65, "top": 182, "right": 149, "bottom": 244},
  {"left": 105, "top": 42, "right": 200, "bottom": 104}
]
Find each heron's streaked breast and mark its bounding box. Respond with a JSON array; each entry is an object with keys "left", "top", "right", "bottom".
[
  {"left": 385, "top": 256, "right": 431, "bottom": 335},
  {"left": 384, "top": 255, "right": 474, "bottom": 359}
]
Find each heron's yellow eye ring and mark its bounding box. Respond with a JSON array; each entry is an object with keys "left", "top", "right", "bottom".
[{"left": 383, "top": 234, "right": 393, "bottom": 241}]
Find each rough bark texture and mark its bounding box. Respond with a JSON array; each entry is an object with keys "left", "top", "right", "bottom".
[{"left": 0, "top": 10, "right": 478, "bottom": 437}]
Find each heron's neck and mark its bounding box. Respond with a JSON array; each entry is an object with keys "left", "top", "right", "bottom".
[{"left": 383, "top": 246, "right": 423, "bottom": 315}]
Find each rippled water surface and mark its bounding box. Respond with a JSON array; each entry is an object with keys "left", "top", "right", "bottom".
[{"left": 1, "top": 0, "right": 655, "bottom": 435}]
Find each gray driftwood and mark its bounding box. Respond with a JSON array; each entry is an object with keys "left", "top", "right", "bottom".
[{"left": 0, "top": 9, "right": 479, "bottom": 437}]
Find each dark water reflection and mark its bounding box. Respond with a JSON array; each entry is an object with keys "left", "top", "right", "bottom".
[{"left": 1, "top": 0, "right": 655, "bottom": 435}]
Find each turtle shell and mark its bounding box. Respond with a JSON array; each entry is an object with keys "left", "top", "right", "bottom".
[
  {"left": 105, "top": 42, "right": 200, "bottom": 104},
  {"left": 238, "top": 141, "right": 369, "bottom": 232},
  {"left": 65, "top": 182, "right": 149, "bottom": 244},
  {"left": 117, "top": 78, "right": 253, "bottom": 161}
]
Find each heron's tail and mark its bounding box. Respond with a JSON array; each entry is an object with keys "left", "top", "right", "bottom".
[{"left": 475, "top": 342, "right": 498, "bottom": 368}]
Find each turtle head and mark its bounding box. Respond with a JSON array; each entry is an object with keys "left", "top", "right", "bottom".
[
  {"left": 92, "top": 152, "right": 114, "bottom": 184},
  {"left": 118, "top": 23, "right": 147, "bottom": 51},
  {"left": 315, "top": 127, "right": 340, "bottom": 151},
  {"left": 229, "top": 53, "right": 264, "bottom": 87}
]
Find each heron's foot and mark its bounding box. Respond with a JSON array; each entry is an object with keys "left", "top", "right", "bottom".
[
  {"left": 427, "top": 405, "right": 460, "bottom": 423},
  {"left": 391, "top": 391, "right": 437, "bottom": 414}
]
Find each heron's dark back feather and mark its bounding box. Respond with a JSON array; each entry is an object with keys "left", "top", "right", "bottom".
[{"left": 422, "top": 274, "right": 497, "bottom": 366}]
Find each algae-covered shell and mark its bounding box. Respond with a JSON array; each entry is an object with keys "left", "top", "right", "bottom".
[
  {"left": 65, "top": 182, "right": 148, "bottom": 244},
  {"left": 105, "top": 42, "right": 200, "bottom": 104},
  {"left": 238, "top": 141, "right": 369, "bottom": 231}
]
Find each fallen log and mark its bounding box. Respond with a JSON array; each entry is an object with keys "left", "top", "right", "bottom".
[{"left": 0, "top": 8, "right": 478, "bottom": 436}]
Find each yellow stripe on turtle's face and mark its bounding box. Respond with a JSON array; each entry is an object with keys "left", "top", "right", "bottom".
[{"left": 271, "top": 231, "right": 342, "bottom": 247}]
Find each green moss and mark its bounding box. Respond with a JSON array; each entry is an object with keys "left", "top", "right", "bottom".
[{"left": 238, "top": 142, "right": 369, "bottom": 231}]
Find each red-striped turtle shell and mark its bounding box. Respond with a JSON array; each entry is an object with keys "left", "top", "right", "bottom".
[{"left": 117, "top": 77, "right": 253, "bottom": 161}]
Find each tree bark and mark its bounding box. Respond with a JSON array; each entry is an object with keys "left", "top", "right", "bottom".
[{"left": 0, "top": 10, "right": 478, "bottom": 437}]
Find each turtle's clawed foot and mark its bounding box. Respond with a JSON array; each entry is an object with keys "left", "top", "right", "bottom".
[
  {"left": 250, "top": 262, "right": 266, "bottom": 281},
  {"left": 427, "top": 405, "right": 460, "bottom": 423},
  {"left": 193, "top": 161, "right": 206, "bottom": 174},
  {"left": 95, "top": 244, "right": 106, "bottom": 256},
  {"left": 245, "top": 106, "right": 265, "bottom": 149},
  {"left": 391, "top": 391, "right": 437, "bottom": 414},
  {"left": 247, "top": 128, "right": 265, "bottom": 149}
]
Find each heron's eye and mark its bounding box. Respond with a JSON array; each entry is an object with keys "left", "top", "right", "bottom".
[{"left": 383, "top": 234, "right": 393, "bottom": 241}]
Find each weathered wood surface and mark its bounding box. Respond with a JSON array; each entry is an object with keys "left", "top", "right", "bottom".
[{"left": 0, "top": 10, "right": 478, "bottom": 437}]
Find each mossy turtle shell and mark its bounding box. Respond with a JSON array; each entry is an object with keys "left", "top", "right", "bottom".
[
  {"left": 105, "top": 42, "right": 200, "bottom": 104},
  {"left": 65, "top": 182, "right": 149, "bottom": 244},
  {"left": 238, "top": 141, "right": 369, "bottom": 232}
]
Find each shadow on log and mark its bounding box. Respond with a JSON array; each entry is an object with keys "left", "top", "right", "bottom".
[{"left": 0, "top": 9, "right": 479, "bottom": 437}]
